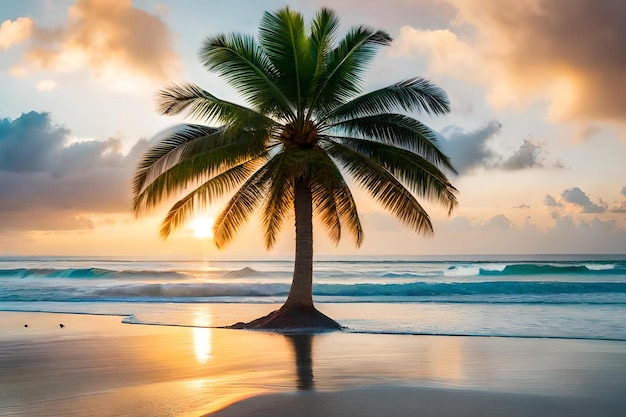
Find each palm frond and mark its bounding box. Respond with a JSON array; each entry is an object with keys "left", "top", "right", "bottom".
[
  {"left": 160, "top": 158, "right": 265, "bottom": 238},
  {"left": 212, "top": 163, "right": 271, "bottom": 249},
  {"left": 307, "top": 149, "right": 363, "bottom": 246},
  {"left": 199, "top": 33, "right": 295, "bottom": 120},
  {"left": 322, "top": 78, "right": 450, "bottom": 122},
  {"left": 310, "top": 27, "right": 391, "bottom": 113},
  {"left": 157, "top": 82, "right": 278, "bottom": 127},
  {"left": 309, "top": 8, "right": 339, "bottom": 79},
  {"left": 310, "top": 180, "right": 341, "bottom": 243},
  {"left": 332, "top": 181, "right": 363, "bottom": 246},
  {"left": 133, "top": 124, "right": 220, "bottom": 211},
  {"left": 256, "top": 146, "right": 324, "bottom": 249},
  {"left": 262, "top": 167, "right": 294, "bottom": 249},
  {"left": 258, "top": 7, "right": 314, "bottom": 115},
  {"left": 133, "top": 125, "right": 268, "bottom": 214},
  {"left": 324, "top": 140, "right": 435, "bottom": 235},
  {"left": 326, "top": 114, "right": 456, "bottom": 173},
  {"left": 325, "top": 137, "right": 458, "bottom": 214}
]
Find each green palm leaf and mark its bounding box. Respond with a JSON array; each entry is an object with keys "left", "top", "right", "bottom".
[
  {"left": 133, "top": 124, "right": 268, "bottom": 214},
  {"left": 308, "top": 149, "right": 363, "bottom": 246},
  {"left": 326, "top": 114, "right": 456, "bottom": 172},
  {"left": 212, "top": 163, "right": 271, "bottom": 249},
  {"left": 199, "top": 33, "right": 294, "bottom": 120},
  {"left": 160, "top": 158, "right": 265, "bottom": 238},
  {"left": 324, "top": 140, "right": 435, "bottom": 235},
  {"left": 311, "top": 27, "right": 391, "bottom": 112},
  {"left": 157, "top": 82, "right": 278, "bottom": 127},
  {"left": 323, "top": 78, "right": 450, "bottom": 122},
  {"left": 307, "top": 8, "right": 339, "bottom": 104},
  {"left": 258, "top": 7, "right": 313, "bottom": 116},
  {"left": 133, "top": 124, "right": 220, "bottom": 212},
  {"left": 326, "top": 137, "right": 457, "bottom": 214},
  {"left": 260, "top": 152, "right": 295, "bottom": 249}
]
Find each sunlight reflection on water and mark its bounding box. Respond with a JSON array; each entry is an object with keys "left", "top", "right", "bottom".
[{"left": 192, "top": 308, "right": 213, "bottom": 364}]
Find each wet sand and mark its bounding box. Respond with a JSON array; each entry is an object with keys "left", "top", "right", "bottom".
[{"left": 1, "top": 311, "right": 625, "bottom": 416}]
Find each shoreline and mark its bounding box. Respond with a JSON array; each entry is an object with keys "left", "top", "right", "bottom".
[
  {"left": 1, "top": 311, "right": 626, "bottom": 416},
  {"left": 5, "top": 306, "right": 626, "bottom": 343},
  {"left": 2, "top": 301, "right": 625, "bottom": 342}
]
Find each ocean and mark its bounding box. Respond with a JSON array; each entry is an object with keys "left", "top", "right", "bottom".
[{"left": 1, "top": 254, "right": 625, "bottom": 341}]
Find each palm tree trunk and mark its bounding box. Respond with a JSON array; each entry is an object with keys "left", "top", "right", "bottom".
[
  {"left": 285, "top": 177, "right": 314, "bottom": 309},
  {"left": 226, "top": 177, "right": 340, "bottom": 330}
]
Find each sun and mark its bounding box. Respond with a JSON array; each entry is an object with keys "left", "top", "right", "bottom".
[{"left": 191, "top": 217, "right": 214, "bottom": 239}]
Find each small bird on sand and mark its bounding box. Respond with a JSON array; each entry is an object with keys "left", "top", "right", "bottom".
[{"left": 59, "top": 323, "right": 65, "bottom": 328}]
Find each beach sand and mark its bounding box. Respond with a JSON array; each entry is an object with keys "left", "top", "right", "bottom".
[{"left": 1, "top": 311, "right": 625, "bottom": 417}]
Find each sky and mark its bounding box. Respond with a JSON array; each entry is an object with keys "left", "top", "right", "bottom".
[{"left": 1, "top": 0, "right": 625, "bottom": 258}]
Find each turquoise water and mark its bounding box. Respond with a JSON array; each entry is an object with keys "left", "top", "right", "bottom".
[{"left": 1, "top": 254, "right": 625, "bottom": 340}]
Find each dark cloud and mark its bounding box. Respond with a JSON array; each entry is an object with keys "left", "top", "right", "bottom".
[
  {"left": 513, "top": 204, "right": 530, "bottom": 209},
  {"left": 439, "top": 120, "right": 501, "bottom": 174},
  {"left": 439, "top": 122, "right": 555, "bottom": 174},
  {"left": 0, "top": 112, "right": 147, "bottom": 232},
  {"left": 501, "top": 140, "right": 544, "bottom": 170},
  {"left": 544, "top": 195, "right": 563, "bottom": 208},
  {"left": 0, "top": 111, "right": 68, "bottom": 172},
  {"left": 448, "top": 0, "right": 626, "bottom": 122},
  {"left": 561, "top": 187, "right": 607, "bottom": 213}
]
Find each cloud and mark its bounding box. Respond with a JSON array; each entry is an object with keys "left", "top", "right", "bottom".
[
  {"left": 36, "top": 80, "right": 57, "bottom": 91},
  {"left": 390, "top": 26, "right": 484, "bottom": 81},
  {"left": 10, "top": 0, "right": 180, "bottom": 88},
  {"left": 0, "top": 111, "right": 147, "bottom": 232},
  {"left": 447, "top": 0, "right": 626, "bottom": 122},
  {"left": 546, "top": 187, "right": 626, "bottom": 214},
  {"left": 544, "top": 195, "right": 563, "bottom": 208},
  {"left": 482, "top": 214, "right": 513, "bottom": 231},
  {"left": 439, "top": 122, "right": 553, "bottom": 174},
  {"left": 611, "top": 186, "right": 626, "bottom": 213},
  {"left": 561, "top": 187, "right": 607, "bottom": 213},
  {"left": 439, "top": 121, "right": 501, "bottom": 173},
  {"left": 395, "top": 0, "right": 626, "bottom": 123},
  {"left": 501, "top": 140, "right": 544, "bottom": 170},
  {"left": 0, "top": 17, "right": 33, "bottom": 50},
  {"left": 426, "top": 213, "right": 626, "bottom": 255}
]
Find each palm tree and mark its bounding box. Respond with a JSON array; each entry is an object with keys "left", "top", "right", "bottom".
[{"left": 132, "top": 7, "right": 458, "bottom": 330}]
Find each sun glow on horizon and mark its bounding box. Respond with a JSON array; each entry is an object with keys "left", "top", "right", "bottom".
[{"left": 191, "top": 217, "right": 215, "bottom": 239}]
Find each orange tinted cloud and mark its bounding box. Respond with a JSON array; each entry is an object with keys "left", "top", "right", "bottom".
[
  {"left": 450, "top": 0, "right": 626, "bottom": 122},
  {"left": 16, "top": 0, "right": 180, "bottom": 87},
  {"left": 395, "top": 0, "right": 626, "bottom": 123},
  {"left": 0, "top": 17, "right": 34, "bottom": 50}
]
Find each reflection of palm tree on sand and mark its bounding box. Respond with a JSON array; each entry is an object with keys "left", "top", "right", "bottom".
[
  {"left": 132, "top": 7, "right": 457, "bottom": 330},
  {"left": 286, "top": 334, "right": 315, "bottom": 390}
]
